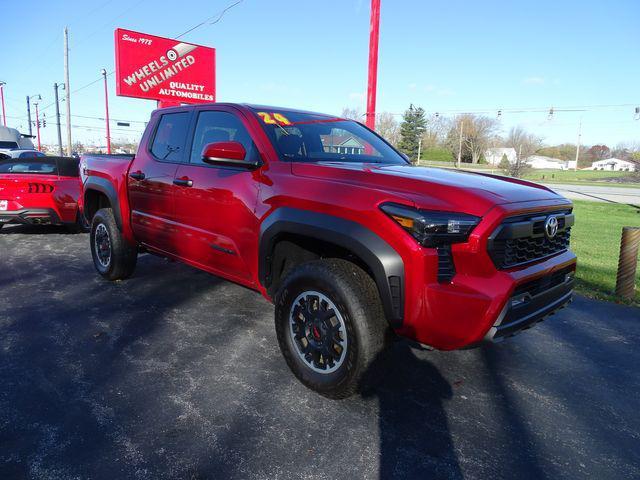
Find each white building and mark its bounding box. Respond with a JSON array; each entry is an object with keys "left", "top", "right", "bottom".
[
  {"left": 526, "top": 155, "right": 571, "bottom": 170},
  {"left": 485, "top": 147, "right": 517, "bottom": 166},
  {"left": 590, "top": 158, "right": 637, "bottom": 172}
]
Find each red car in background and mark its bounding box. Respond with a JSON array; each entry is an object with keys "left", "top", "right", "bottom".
[{"left": 0, "top": 155, "right": 87, "bottom": 232}]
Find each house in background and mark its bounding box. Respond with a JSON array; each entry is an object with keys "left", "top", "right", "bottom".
[
  {"left": 321, "top": 135, "right": 365, "bottom": 155},
  {"left": 526, "top": 155, "right": 573, "bottom": 170},
  {"left": 485, "top": 147, "right": 517, "bottom": 166},
  {"left": 590, "top": 158, "right": 637, "bottom": 172},
  {"left": 484, "top": 148, "right": 575, "bottom": 170}
]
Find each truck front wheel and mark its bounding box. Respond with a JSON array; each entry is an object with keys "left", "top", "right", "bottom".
[
  {"left": 90, "top": 208, "right": 137, "bottom": 280},
  {"left": 275, "top": 259, "right": 389, "bottom": 399}
]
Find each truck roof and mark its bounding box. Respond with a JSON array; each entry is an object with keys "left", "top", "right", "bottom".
[{"left": 150, "top": 103, "right": 343, "bottom": 120}]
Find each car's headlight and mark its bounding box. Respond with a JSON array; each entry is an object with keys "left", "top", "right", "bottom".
[{"left": 380, "top": 203, "right": 480, "bottom": 247}]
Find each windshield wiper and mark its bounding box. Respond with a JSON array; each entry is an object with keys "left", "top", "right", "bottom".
[{"left": 273, "top": 123, "right": 290, "bottom": 136}]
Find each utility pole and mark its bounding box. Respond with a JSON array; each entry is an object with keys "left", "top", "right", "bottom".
[
  {"left": 101, "top": 69, "right": 111, "bottom": 154},
  {"left": 574, "top": 118, "right": 582, "bottom": 172},
  {"left": 33, "top": 97, "right": 41, "bottom": 151},
  {"left": 0, "top": 81, "right": 6, "bottom": 127},
  {"left": 365, "top": 0, "right": 381, "bottom": 130},
  {"left": 54, "top": 83, "right": 64, "bottom": 155},
  {"left": 417, "top": 136, "right": 422, "bottom": 164},
  {"left": 64, "top": 26, "right": 72, "bottom": 156},
  {"left": 457, "top": 119, "right": 464, "bottom": 168},
  {"left": 26, "top": 96, "right": 32, "bottom": 136}
]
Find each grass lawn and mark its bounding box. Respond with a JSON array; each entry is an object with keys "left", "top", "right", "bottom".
[
  {"left": 417, "top": 162, "right": 640, "bottom": 187},
  {"left": 571, "top": 200, "right": 640, "bottom": 306},
  {"left": 523, "top": 169, "right": 639, "bottom": 187}
]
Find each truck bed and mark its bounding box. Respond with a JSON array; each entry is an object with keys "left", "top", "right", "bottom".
[{"left": 80, "top": 153, "right": 135, "bottom": 185}]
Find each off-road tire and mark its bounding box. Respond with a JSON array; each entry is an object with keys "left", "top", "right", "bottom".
[
  {"left": 90, "top": 208, "right": 137, "bottom": 280},
  {"left": 275, "top": 259, "right": 389, "bottom": 399}
]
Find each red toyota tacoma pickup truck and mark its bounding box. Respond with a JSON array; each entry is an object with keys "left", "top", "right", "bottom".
[{"left": 80, "top": 103, "right": 576, "bottom": 398}]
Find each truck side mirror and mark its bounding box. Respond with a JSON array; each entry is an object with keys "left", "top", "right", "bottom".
[{"left": 201, "top": 141, "right": 259, "bottom": 169}]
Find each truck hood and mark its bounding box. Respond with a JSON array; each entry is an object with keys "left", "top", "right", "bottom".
[{"left": 291, "top": 162, "right": 566, "bottom": 216}]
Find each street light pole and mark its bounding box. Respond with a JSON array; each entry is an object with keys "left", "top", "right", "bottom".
[
  {"left": 26, "top": 96, "right": 32, "bottom": 136},
  {"left": 457, "top": 119, "right": 464, "bottom": 168},
  {"left": 101, "top": 69, "right": 111, "bottom": 154},
  {"left": 574, "top": 117, "right": 582, "bottom": 172},
  {"left": 0, "top": 81, "right": 6, "bottom": 127},
  {"left": 33, "top": 97, "right": 42, "bottom": 151},
  {"left": 64, "top": 26, "right": 72, "bottom": 156},
  {"left": 54, "top": 83, "right": 64, "bottom": 155},
  {"left": 365, "top": 0, "right": 381, "bottom": 130}
]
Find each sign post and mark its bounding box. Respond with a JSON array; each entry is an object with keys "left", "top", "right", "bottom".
[
  {"left": 365, "top": 0, "right": 381, "bottom": 130},
  {"left": 114, "top": 28, "right": 216, "bottom": 106}
]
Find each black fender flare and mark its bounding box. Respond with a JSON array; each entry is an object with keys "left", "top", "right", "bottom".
[
  {"left": 259, "top": 208, "right": 404, "bottom": 327},
  {"left": 83, "top": 177, "right": 122, "bottom": 229}
]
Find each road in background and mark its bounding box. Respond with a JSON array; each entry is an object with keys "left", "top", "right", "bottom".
[
  {"left": 1, "top": 226, "right": 639, "bottom": 479},
  {"left": 542, "top": 183, "right": 640, "bottom": 205}
]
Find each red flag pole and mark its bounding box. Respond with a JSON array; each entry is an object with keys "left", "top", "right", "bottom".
[{"left": 365, "top": 0, "right": 381, "bottom": 130}]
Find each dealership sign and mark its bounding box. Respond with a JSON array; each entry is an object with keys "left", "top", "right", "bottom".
[{"left": 114, "top": 28, "right": 215, "bottom": 104}]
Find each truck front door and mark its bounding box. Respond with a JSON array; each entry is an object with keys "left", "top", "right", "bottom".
[{"left": 171, "top": 108, "right": 261, "bottom": 284}]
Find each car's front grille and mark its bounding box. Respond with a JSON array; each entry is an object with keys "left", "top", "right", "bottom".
[{"left": 488, "top": 210, "right": 573, "bottom": 269}]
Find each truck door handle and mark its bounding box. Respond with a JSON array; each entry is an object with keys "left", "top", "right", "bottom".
[
  {"left": 173, "top": 177, "right": 193, "bottom": 187},
  {"left": 129, "top": 171, "right": 145, "bottom": 180}
]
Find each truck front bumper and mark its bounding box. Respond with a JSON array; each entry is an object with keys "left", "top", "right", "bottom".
[
  {"left": 397, "top": 249, "right": 577, "bottom": 350},
  {"left": 484, "top": 264, "right": 574, "bottom": 342}
]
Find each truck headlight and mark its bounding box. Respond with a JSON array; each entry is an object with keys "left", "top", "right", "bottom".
[{"left": 380, "top": 203, "right": 480, "bottom": 247}]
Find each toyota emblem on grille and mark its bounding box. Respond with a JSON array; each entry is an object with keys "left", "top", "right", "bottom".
[{"left": 545, "top": 215, "right": 559, "bottom": 238}]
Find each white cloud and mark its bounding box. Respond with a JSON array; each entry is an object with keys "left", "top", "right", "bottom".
[
  {"left": 522, "top": 76, "right": 546, "bottom": 85},
  {"left": 408, "top": 83, "right": 418, "bottom": 90},
  {"left": 436, "top": 88, "right": 455, "bottom": 97},
  {"left": 348, "top": 92, "right": 365, "bottom": 101}
]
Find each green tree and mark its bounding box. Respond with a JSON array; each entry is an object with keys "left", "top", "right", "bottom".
[
  {"left": 397, "top": 104, "right": 427, "bottom": 162},
  {"left": 498, "top": 153, "right": 510, "bottom": 170}
]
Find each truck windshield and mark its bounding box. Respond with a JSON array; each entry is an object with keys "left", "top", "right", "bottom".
[{"left": 252, "top": 109, "right": 407, "bottom": 165}]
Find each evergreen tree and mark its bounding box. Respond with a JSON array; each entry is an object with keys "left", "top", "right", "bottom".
[{"left": 397, "top": 104, "right": 427, "bottom": 162}]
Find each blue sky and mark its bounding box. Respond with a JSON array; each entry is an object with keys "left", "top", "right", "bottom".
[{"left": 2, "top": 0, "right": 639, "bottom": 148}]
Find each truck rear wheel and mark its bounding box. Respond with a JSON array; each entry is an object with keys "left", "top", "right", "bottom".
[
  {"left": 275, "top": 259, "right": 389, "bottom": 399},
  {"left": 90, "top": 208, "right": 137, "bottom": 280}
]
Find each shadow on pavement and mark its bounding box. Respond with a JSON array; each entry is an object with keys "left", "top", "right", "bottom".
[{"left": 361, "top": 341, "right": 463, "bottom": 479}]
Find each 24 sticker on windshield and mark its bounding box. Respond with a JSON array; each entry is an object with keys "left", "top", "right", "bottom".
[{"left": 257, "top": 112, "right": 292, "bottom": 125}]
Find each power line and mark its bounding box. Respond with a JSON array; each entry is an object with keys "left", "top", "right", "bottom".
[
  {"left": 381, "top": 103, "right": 639, "bottom": 117},
  {"left": 175, "top": 0, "right": 244, "bottom": 39}
]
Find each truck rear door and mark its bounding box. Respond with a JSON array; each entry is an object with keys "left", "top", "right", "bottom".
[{"left": 127, "top": 110, "right": 192, "bottom": 254}]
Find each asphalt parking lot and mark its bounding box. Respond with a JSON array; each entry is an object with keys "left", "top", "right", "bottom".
[{"left": 1, "top": 225, "right": 639, "bottom": 480}]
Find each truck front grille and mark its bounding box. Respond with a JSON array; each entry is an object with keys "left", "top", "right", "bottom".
[{"left": 488, "top": 210, "right": 573, "bottom": 269}]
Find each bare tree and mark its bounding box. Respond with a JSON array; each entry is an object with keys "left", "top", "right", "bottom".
[
  {"left": 421, "top": 114, "right": 449, "bottom": 148},
  {"left": 341, "top": 107, "right": 363, "bottom": 121},
  {"left": 376, "top": 112, "right": 400, "bottom": 146},
  {"left": 502, "top": 126, "right": 542, "bottom": 178},
  {"left": 465, "top": 115, "right": 500, "bottom": 163},
  {"left": 444, "top": 114, "right": 499, "bottom": 164}
]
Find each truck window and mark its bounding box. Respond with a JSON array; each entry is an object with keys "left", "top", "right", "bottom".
[
  {"left": 189, "top": 111, "right": 258, "bottom": 165},
  {"left": 150, "top": 112, "right": 191, "bottom": 163}
]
